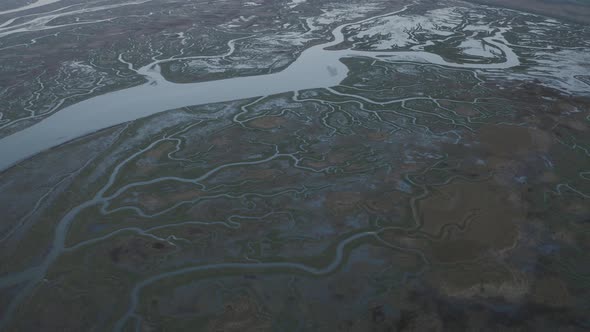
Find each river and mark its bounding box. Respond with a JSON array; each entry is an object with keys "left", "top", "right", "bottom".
[{"left": 0, "top": 4, "right": 520, "bottom": 171}]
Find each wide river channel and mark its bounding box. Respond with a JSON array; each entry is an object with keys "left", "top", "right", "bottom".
[{"left": 0, "top": 5, "right": 518, "bottom": 171}]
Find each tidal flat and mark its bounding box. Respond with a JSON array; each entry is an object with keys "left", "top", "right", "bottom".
[{"left": 0, "top": 0, "right": 589, "bottom": 330}]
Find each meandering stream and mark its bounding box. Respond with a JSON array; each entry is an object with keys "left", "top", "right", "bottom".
[{"left": 0, "top": 6, "right": 523, "bottom": 328}]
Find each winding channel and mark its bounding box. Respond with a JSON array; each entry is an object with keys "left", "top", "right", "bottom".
[
  {"left": 0, "top": 5, "right": 520, "bottom": 329},
  {"left": 113, "top": 230, "right": 382, "bottom": 331},
  {"left": 0, "top": 4, "right": 520, "bottom": 171}
]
